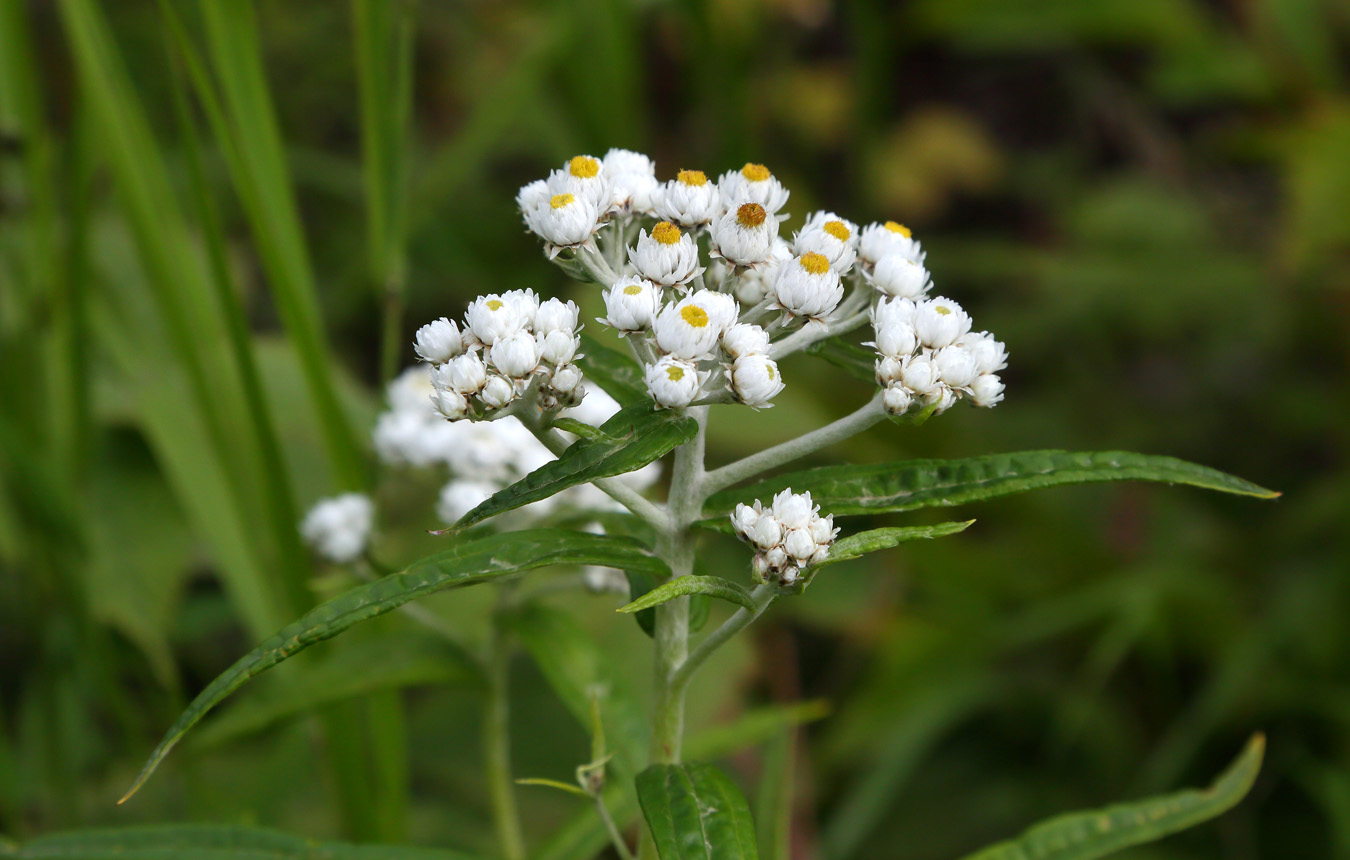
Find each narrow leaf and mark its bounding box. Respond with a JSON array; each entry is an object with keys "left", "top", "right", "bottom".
[
  {"left": 618, "top": 576, "right": 757, "bottom": 614},
  {"left": 451, "top": 404, "right": 693, "bottom": 532},
  {"left": 704, "top": 450, "right": 1279, "bottom": 520},
  {"left": 517, "top": 778, "right": 592, "bottom": 799},
  {"left": 552, "top": 417, "right": 615, "bottom": 442},
  {"left": 0, "top": 824, "right": 489, "bottom": 859},
  {"left": 817, "top": 521, "right": 976, "bottom": 567},
  {"left": 804, "top": 337, "right": 875, "bottom": 385},
  {"left": 959, "top": 734, "right": 1265, "bottom": 860},
  {"left": 121, "top": 530, "right": 666, "bottom": 802},
  {"left": 637, "top": 762, "right": 760, "bottom": 860}
]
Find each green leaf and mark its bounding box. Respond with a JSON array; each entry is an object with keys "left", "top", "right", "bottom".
[
  {"left": 0, "top": 824, "right": 490, "bottom": 859},
  {"left": 637, "top": 762, "right": 760, "bottom": 860},
  {"left": 625, "top": 570, "right": 658, "bottom": 638},
  {"left": 552, "top": 417, "right": 615, "bottom": 442},
  {"left": 804, "top": 337, "right": 875, "bottom": 385},
  {"left": 451, "top": 404, "right": 693, "bottom": 532},
  {"left": 121, "top": 529, "right": 666, "bottom": 802},
  {"left": 816, "top": 521, "right": 976, "bottom": 567},
  {"left": 958, "top": 734, "right": 1264, "bottom": 860},
  {"left": 618, "top": 576, "right": 758, "bottom": 614},
  {"left": 580, "top": 334, "right": 649, "bottom": 406},
  {"left": 704, "top": 450, "right": 1279, "bottom": 520}
]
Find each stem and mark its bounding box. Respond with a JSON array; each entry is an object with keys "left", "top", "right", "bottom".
[
  {"left": 528, "top": 423, "right": 671, "bottom": 531},
  {"left": 486, "top": 593, "right": 526, "bottom": 860},
  {"left": 769, "top": 310, "right": 868, "bottom": 360},
  {"left": 701, "top": 393, "right": 886, "bottom": 498},
  {"left": 595, "top": 792, "right": 636, "bottom": 860},
  {"left": 668, "top": 584, "right": 776, "bottom": 694}
]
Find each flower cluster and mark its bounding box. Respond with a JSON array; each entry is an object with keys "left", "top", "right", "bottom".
[
  {"left": 869, "top": 295, "right": 1007, "bottom": 417},
  {"left": 371, "top": 365, "right": 657, "bottom": 526},
  {"left": 300, "top": 493, "right": 374, "bottom": 564},
  {"left": 514, "top": 149, "right": 1007, "bottom": 420},
  {"left": 731, "top": 490, "right": 838, "bottom": 588},
  {"left": 414, "top": 290, "right": 587, "bottom": 419}
]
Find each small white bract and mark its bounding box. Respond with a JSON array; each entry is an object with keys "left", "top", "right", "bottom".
[
  {"left": 644, "top": 355, "right": 703, "bottom": 408},
  {"left": 524, "top": 191, "right": 600, "bottom": 251},
  {"left": 414, "top": 317, "right": 463, "bottom": 364},
  {"left": 720, "top": 323, "right": 771, "bottom": 359},
  {"left": 489, "top": 330, "right": 542, "bottom": 379},
  {"left": 727, "top": 353, "right": 784, "bottom": 408},
  {"left": 534, "top": 298, "right": 580, "bottom": 334},
  {"left": 710, "top": 202, "right": 779, "bottom": 267},
  {"left": 913, "top": 296, "right": 972, "bottom": 349},
  {"left": 655, "top": 169, "right": 720, "bottom": 228},
  {"left": 603, "top": 148, "right": 659, "bottom": 214},
  {"left": 630, "top": 221, "right": 703, "bottom": 287},
  {"left": 868, "top": 255, "right": 932, "bottom": 300},
  {"left": 600, "top": 277, "right": 661, "bottom": 331},
  {"left": 300, "top": 494, "right": 374, "bottom": 564},
  {"left": 653, "top": 295, "right": 724, "bottom": 361},
  {"left": 770, "top": 252, "right": 844, "bottom": 324}
]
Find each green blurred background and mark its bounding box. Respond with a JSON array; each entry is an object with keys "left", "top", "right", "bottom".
[{"left": 1, "top": 0, "right": 1347, "bottom": 858}]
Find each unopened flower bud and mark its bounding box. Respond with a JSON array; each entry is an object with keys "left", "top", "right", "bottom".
[{"left": 415, "top": 317, "right": 463, "bottom": 364}]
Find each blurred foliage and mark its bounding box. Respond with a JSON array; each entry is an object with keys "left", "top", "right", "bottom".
[{"left": 1, "top": 0, "right": 1346, "bottom": 859}]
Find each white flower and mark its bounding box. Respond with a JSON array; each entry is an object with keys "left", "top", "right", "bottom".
[
  {"left": 515, "top": 179, "right": 550, "bottom": 218},
  {"left": 932, "top": 344, "right": 981, "bottom": 390},
  {"left": 970, "top": 373, "right": 1005, "bottom": 408},
  {"left": 958, "top": 331, "right": 1008, "bottom": 375},
  {"left": 387, "top": 364, "right": 437, "bottom": 413},
  {"left": 717, "top": 163, "right": 790, "bottom": 215},
  {"left": 721, "top": 323, "right": 770, "bottom": 359},
  {"left": 534, "top": 298, "right": 579, "bottom": 334},
  {"left": 440, "top": 352, "right": 487, "bottom": 394},
  {"left": 794, "top": 219, "right": 857, "bottom": 274},
  {"left": 869, "top": 255, "right": 932, "bottom": 299},
  {"left": 644, "top": 355, "right": 703, "bottom": 408},
  {"left": 436, "top": 479, "right": 498, "bottom": 524},
  {"left": 858, "top": 221, "right": 924, "bottom": 267},
  {"left": 604, "top": 148, "right": 659, "bottom": 214},
  {"left": 728, "top": 353, "right": 784, "bottom": 407},
  {"left": 547, "top": 154, "right": 612, "bottom": 212},
  {"left": 801, "top": 211, "right": 860, "bottom": 247},
  {"left": 784, "top": 527, "right": 816, "bottom": 563},
  {"left": 653, "top": 295, "right": 723, "bottom": 360},
  {"left": 735, "top": 237, "right": 793, "bottom": 305},
  {"left": 873, "top": 319, "right": 917, "bottom": 360},
  {"left": 655, "top": 169, "right": 720, "bottom": 227},
  {"left": 480, "top": 375, "right": 518, "bottom": 410},
  {"left": 524, "top": 191, "right": 600, "bottom": 249},
  {"left": 771, "top": 489, "right": 817, "bottom": 530},
  {"left": 883, "top": 382, "right": 913, "bottom": 415},
  {"left": 924, "top": 383, "right": 957, "bottom": 414},
  {"left": 550, "top": 363, "right": 584, "bottom": 394},
  {"left": 432, "top": 386, "right": 470, "bottom": 420},
  {"left": 875, "top": 356, "right": 905, "bottom": 385},
  {"left": 537, "top": 330, "right": 580, "bottom": 366},
  {"left": 465, "top": 292, "right": 532, "bottom": 346},
  {"left": 687, "top": 289, "right": 739, "bottom": 335},
  {"left": 770, "top": 253, "right": 844, "bottom": 322},
  {"left": 300, "top": 494, "right": 374, "bottom": 564},
  {"left": 710, "top": 202, "right": 779, "bottom": 267},
  {"left": 731, "top": 503, "right": 760, "bottom": 538},
  {"left": 629, "top": 221, "right": 703, "bottom": 287},
  {"left": 415, "top": 317, "right": 464, "bottom": 364},
  {"left": 749, "top": 512, "right": 784, "bottom": 551},
  {"left": 913, "top": 296, "right": 972, "bottom": 348},
  {"left": 600, "top": 277, "right": 661, "bottom": 331},
  {"left": 900, "top": 352, "right": 941, "bottom": 396},
  {"left": 489, "top": 330, "right": 542, "bottom": 379}
]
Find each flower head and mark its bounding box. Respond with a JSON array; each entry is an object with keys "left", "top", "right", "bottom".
[
  {"left": 630, "top": 221, "right": 703, "bottom": 287},
  {"left": 301, "top": 494, "right": 374, "bottom": 564},
  {"left": 414, "top": 317, "right": 464, "bottom": 365},
  {"left": 644, "top": 355, "right": 704, "bottom": 408},
  {"left": 655, "top": 169, "right": 720, "bottom": 227},
  {"left": 770, "top": 253, "right": 844, "bottom": 323},
  {"left": 710, "top": 202, "right": 780, "bottom": 267},
  {"left": 653, "top": 294, "right": 724, "bottom": 360},
  {"left": 727, "top": 353, "right": 784, "bottom": 408},
  {"left": 718, "top": 163, "right": 791, "bottom": 215},
  {"left": 601, "top": 277, "right": 661, "bottom": 331}
]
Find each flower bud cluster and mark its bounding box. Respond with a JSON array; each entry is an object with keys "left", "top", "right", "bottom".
[
  {"left": 869, "top": 294, "right": 1007, "bottom": 417},
  {"left": 416, "top": 290, "right": 586, "bottom": 419},
  {"left": 731, "top": 490, "right": 838, "bottom": 588},
  {"left": 300, "top": 493, "right": 374, "bottom": 564}
]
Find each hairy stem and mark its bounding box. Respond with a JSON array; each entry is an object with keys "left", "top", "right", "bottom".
[
  {"left": 701, "top": 392, "right": 885, "bottom": 497},
  {"left": 486, "top": 595, "right": 526, "bottom": 860},
  {"left": 668, "top": 584, "right": 776, "bottom": 695},
  {"left": 596, "top": 792, "right": 636, "bottom": 860},
  {"left": 769, "top": 309, "right": 868, "bottom": 360}
]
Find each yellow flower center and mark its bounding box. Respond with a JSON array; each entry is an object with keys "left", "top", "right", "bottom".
[
  {"left": 736, "top": 203, "right": 767, "bottom": 228},
  {"left": 486, "top": 299, "right": 504, "bottom": 311},
  {"left": 934, "top": 305, "right": 951, "bottom": 316},
  {"left": 665, "top": 365, "right": 686, "bottom": 381},
  {"left": 884, "top": 221, "right": 912, "bottom": 237},
  {"left": 799, "top": 252, "right": 830, "bottom": 275},
  {"left": 741, "top": 162, "right": 771, "bottom": 182},
  {"left": 823, "top": 220, "right": 851, "bottom": 241},
  {"left": 680, "top": 305, "right": 710, "bottom": 328},
  {"left": 652, "top": 221, "right": 682, "bottom": 245},
  {"left": 550, "top": 193, "right": 575, "bottom": 209},
  {"left": 623, "top": 284, "right": 644, "bottom": 296},
  {"left": 568, "top": 155, "right": 599, "bottom": 178},
  {"left": 677, "top": 169, "right": 708, "bottom": 187}
]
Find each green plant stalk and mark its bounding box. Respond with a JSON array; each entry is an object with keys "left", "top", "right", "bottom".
[{"left": 487, "top": 595, "right": 526, "bottom": 860}]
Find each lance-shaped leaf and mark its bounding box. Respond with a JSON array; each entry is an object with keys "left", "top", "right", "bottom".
[
  {"left": 618, "top": 575, "right": 758, "bottom": 614},
  {"left": 0, "top": 824, "right": 491, "bottom": 859},
  {"left": 958, "top": 734, "right": 1264, "bottom": 860},
  {"left": 120, "top": 529, "right": 667, "bottom": 803},
  {"left": 704, "top": 450, "right": 1278, "bottom": 520},
  {"left": 815, "top": 521, "right": 976, "bottom": 567},
  {"left": 451, "top": 404, "right": 694, "bottom": 532},
  {"left": 637, "top": 762, "right": 760, "bottom": 860},
  {"left": 580, "top": 334, "right": 649, "bottom": 405}
]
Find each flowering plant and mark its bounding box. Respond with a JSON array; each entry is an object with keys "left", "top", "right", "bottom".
[{"left": 120, "top": 151, "right": 1276, "bottom": 860}]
